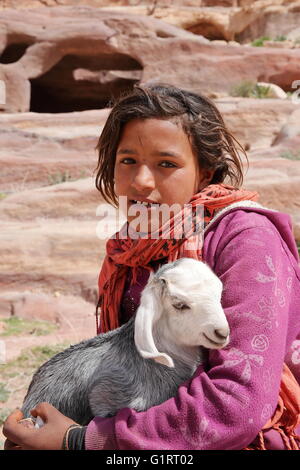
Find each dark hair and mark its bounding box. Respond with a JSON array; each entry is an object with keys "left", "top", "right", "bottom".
[{"left": 95, "top": 83, "right": 247, "bottom": 207}]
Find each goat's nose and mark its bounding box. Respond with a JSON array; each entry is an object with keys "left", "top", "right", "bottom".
[{"left": 214, "top": 328, "right": 229, "bottom": 341}]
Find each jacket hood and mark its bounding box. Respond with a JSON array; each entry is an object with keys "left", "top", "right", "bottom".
[{"left": 204, "top": 200, "right": 299, "bottom": 264}]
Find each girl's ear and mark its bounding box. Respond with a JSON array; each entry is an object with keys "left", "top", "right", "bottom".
[
  {"left": 205, "top": 169, "right": 215, "bottom": 183},
  {"left": 196, "top": 168, "right": 215, "bottom": 191},
  {"left": 134, "top": 284, "right": 174, "bottom": 368}
]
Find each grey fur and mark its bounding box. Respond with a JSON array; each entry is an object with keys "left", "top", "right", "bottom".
[{"left": 21, "top": 314, "right": 202, "bottom": 425}]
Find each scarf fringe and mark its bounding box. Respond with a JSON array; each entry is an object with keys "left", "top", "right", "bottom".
[{"left": 244, "top": 428, "right": 300, "bottom": 450}]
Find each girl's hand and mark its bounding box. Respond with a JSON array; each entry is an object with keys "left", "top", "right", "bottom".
[{"left": 3, "top": 403, "right": 79, "bottom": 450}]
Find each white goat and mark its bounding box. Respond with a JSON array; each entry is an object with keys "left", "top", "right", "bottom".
[
  {"left": 135, "top": 257, "right": 229, "bottom": 368},
  {"left": 22, "top": 258, "right": 230, "bottom": 425}
]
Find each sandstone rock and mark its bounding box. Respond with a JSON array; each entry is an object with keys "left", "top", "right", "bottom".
[
  {"left": 0, "top": 291, "right": 95, "bottom": 330},
  {"left": 236, "top": 3, "right": 300, "bottom": 43},
  {"left": 202, "top": 1, "right": 240, "bottom": 4},
  {"left": 287, "top": 26, "right": 300, "bottom": 41},
  {"left": 1, "top": 1, "right": 299, "bottom": 46},
  {"left": 1, "top": 6, "right": 300, "bottom": 112},
  {"left": 0, "top": 175, "right": 124, "bottom": 303},
  {"left": 0, "top": 6, "right": 203, "bottom": 113},
  {"left": 0, "top": 0, "right": 136, "bottom": 9},
  {"left": 211, "top": 40, "right": 228, "bottom": 45},
  {"left": 0, "top": 109, "right": 109, "bottom": 191},
  {"left": 202, "top": 1, "right": 269, "bottom": 5},
  {"left": 102, "top": 4, "right": 238, "bottom": 41},
  {"left": 2, "top": 308, "right": 96, "bottom": 362},
  {"left": 0, "top": 0, "right": 271, "bottom": 9},
  {"left": 216, "top": 97, "right": 300, "bottom": 150},
  {"left": 0, "top": 108, "right": 109, "bottom": 138},
  {"left": 263, "top": 40, "right": 295, "bottom": 48},
  {"left": 0, "top": 178, "right": 102, "bottom": 274},
  {"left": 101, "top": 1, "right": 300, "bottom": 44},
  {"left": 0, "top": 177, "right": 110, "bottom": 363},
  {"left": 272, "top": 108, "right": 300, "bottom": 144},
  {"left": 244, "top": 148, "right": 300, "bottom": 241}
]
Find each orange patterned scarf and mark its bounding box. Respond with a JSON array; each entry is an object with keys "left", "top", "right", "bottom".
[
  {"left": 244, "top": 364, "right": 300, "bottom": 450},
  {"left": 96, "top": 183, "right": 258, "bottom": 334}
]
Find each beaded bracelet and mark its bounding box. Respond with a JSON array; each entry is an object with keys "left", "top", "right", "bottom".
[{"left": 62, "top": 424, "right": 82, "bottom": 450}]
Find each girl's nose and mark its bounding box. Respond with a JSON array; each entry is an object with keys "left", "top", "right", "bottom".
[{"left": 131, "top": 164, "right": 155, "bottom": 192}]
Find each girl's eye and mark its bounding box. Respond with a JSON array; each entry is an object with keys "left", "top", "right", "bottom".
[
  {"left": 160, "top": 161, "right": 177, "bottom": 168},
  {"left": 118, "top": 159, "right": 177, "bottom": 168},
  {"left": 120, "top": 158, "right": 135, "bottom": 164}
]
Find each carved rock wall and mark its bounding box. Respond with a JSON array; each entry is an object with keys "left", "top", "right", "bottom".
[{"left": 1, "top": 7, "right": 300, "bottom": 113}]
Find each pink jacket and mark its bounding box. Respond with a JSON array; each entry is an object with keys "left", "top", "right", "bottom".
[{"left": 85, "top": 203, "right": 300, "bottom": 450}]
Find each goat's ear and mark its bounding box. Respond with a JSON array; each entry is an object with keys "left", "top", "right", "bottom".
[
  {"left": 151, "top": 354, "right": 174, "bottom": 368},
  {"left": 134, "top": 284, "right": 174, "bottom": 368}
]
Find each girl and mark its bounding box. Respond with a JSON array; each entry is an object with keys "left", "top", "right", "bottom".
[{"left": 4, "top": 84, "right": 300, "bottom": 450}]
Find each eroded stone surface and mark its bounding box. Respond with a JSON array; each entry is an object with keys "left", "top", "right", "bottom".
[
  {"left": 100, "top": 1, "right": 300, "bottom": 43},
  {"left": 1, "top": 6, "right": 300, "bottom": 113},
  {"left": 0, "top": 6, "right": 201, "bottom": 112},
  {"left": 0, "top": 109, "right": 109, "bottom": 191}
]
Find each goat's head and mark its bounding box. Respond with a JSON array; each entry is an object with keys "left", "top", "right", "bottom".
[{"left": 134, "top": 258, "right": 230, "bottom": 368}]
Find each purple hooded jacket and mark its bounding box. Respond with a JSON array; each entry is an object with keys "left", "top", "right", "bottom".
[{"left": 85, "top": 202, "right": 300, "bottom": 450}]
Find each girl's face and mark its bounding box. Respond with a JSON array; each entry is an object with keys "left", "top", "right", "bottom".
[{"left": 114, "top": 118, "right": 214, "bottom": 232}]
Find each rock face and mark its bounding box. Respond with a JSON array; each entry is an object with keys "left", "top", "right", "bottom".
[
  {"left": 272, "top": 108, "right": 300, "bottom": 145},
  {"left": 1, "top": 6, "right": 300, "bottom": 113},
  {"left": 0, "top": 176, "right": 112, "bottom": 368},
  {"left": 0, "top": 0, "right": 130, "bottom": 8},
  {"left": 0, "top": 108, "right": 111, "bottom": 339},
  {"left": 0, "top": 7, "right": 199, "bottom": 113},
  {"left": 0, "top": 0, "right": 239, "bottom": 8},
  {"left": 216, "top": 98, "right": 300, "bottom": 151},
  {"left": 2, "top": 1, "right": 300, "bottom": 45},
  {"left": 0, "top": 177, "right": 106, "bottom": 306},
  {"left": 0, "top": 109, "right": 109, "bottom": 190},
  {"left": 244, "top": 139, "right": 300, "bottom": 242},
  {"left": 100, "top": 1, "right": 300, "bottom": 42},
  {"left": 235, "top": 3, "right": 300, "bottom": 43}
]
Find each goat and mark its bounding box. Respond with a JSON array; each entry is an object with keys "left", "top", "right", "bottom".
[{"left": 21, "top": 258, "right": 230, "bottom": 426}]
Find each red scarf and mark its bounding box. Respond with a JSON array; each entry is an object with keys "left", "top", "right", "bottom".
[{"left": 244, "top": 364, "right": 300, "bottom": 450}]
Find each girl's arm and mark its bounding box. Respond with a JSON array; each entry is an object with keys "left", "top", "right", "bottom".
[{"left": 84, "top": 215, "right": 299, "bottom": 450}]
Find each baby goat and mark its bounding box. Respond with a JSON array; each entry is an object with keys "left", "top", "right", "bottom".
[{"left": 21, "top": 258, "right": 230, "bottom": 425}]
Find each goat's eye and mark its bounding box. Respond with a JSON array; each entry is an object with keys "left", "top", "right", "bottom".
[{"left": 173, "top": 303, "right": 190, "bottom": 311}]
